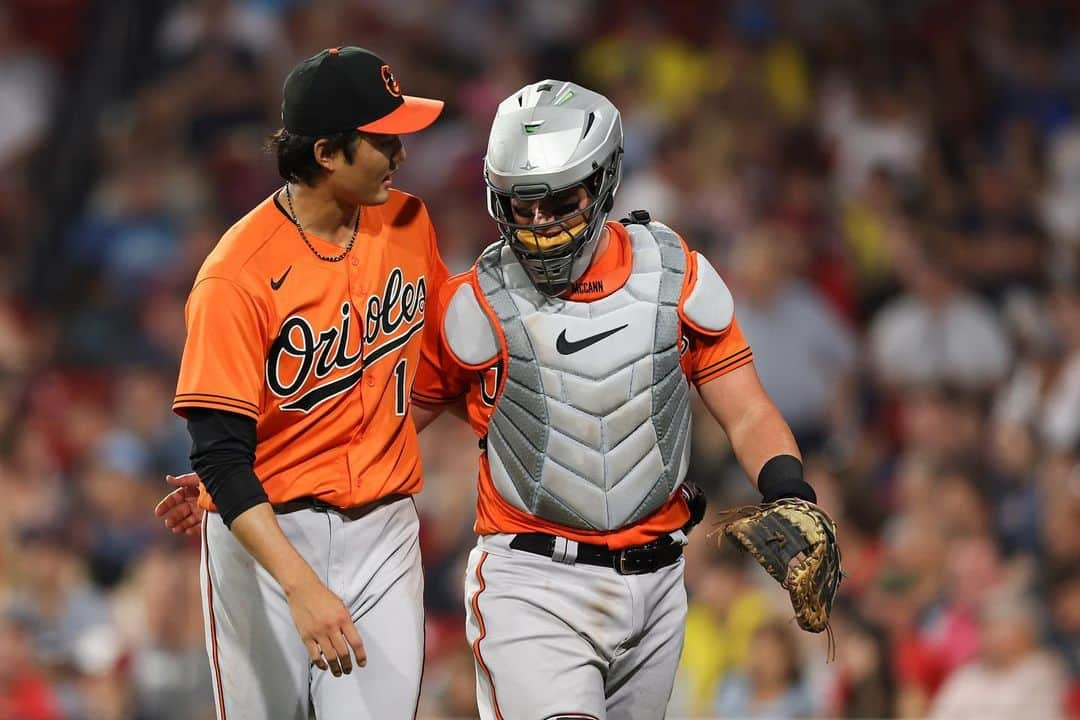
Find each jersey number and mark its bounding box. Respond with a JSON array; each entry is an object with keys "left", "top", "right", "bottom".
[{"left": 393, "top": 358, "right": 407, "bottom": 416}]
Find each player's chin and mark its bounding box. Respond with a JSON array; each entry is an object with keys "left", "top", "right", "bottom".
[{"left": 364, "top": 183, "right": 392, "bottom": 205}]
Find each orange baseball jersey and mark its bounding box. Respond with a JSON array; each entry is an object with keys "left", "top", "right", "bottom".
[
  {"left": 174, "top": 189, "right": 449, "bottom": 512},
  {"left": 414, "top": 221, "right": 753, "bottom": 549}
]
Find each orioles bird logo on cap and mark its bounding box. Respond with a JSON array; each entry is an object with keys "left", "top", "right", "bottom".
[{"left": 381, "top": 65, "right": 402, "bottom": 97}]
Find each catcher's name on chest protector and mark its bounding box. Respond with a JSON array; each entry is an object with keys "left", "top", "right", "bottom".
[{"left": 445, "top": 220, "right": 733, "bottom": 530}]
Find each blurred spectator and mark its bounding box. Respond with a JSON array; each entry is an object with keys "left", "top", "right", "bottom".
[
  {"left": 416, "top": 644, "right": 480, "bottom": 720},
  {"left": 929, "top": 593, "right": 1067, "bottom": 719},
  {"left": 954, "top": 161, "right": 1047, "bottom": 299},
  {"left": 113, "top": 544, "right": 213, "bottom": 720},
  {"left": 840, "top": 166, "right": 907, "bottom": 317},
  {"left": 671, "top": 541, "right": 771, "bottom": 718},
  {"left": 4, "top": 2, "right": 1079, "bottom": 717},
  {"left": 1048, "top": 565, "right": 1080, "bottom": 675},
  {"left": 157, "top": 0, "right": 288, "bottom": 64},
  {"left": 825, "top": 610, "right": 895, "bottom": 718},
  {"left": 0, "top": 6, "right": 58, "bottom": 170},
  {"left": 713, "top": 619, "right": 816, "bottom": 719},
  {"left": 985, "top": 421, "right": 1044, "bottom": 557},
  {"left": 730, "top": 222, "right": 858, "bottom": 452},
  {"left": 10, "top": 526, "right": 112, "bottom": 659},
  {"left": 0, "top": 609, "right": 62, "bottom": 720},
  {"left": 868, "top": 237, "right": 1012, "bottom": 390},
  {"left": 821, "top": 67, "right": 927, "bottom": 199},
  {"left": 67, "top": 623, "right": 134, "bottom": 720},
  {"left": 75, "top": 431, "right": 161, "bottom": 588}
]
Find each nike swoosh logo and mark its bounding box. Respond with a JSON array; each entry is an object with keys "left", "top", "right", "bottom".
[
  {"left": 270, "top": 266, "right": 292, "bottom": 290},
  {"left": 555, "top": 324, "right": 629, "bottom": 355}
]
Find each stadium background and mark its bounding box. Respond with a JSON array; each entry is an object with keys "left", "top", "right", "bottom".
[{"left": 0, "top": 0, "right": 1078, "bottom": 718}]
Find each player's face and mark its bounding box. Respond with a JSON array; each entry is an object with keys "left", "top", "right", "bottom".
[
  {"left": 333, "top": 132, "right": 405, "bottom": 205},
  {"left": 509, "top": 185, "right": 590, "bottom": 236}
]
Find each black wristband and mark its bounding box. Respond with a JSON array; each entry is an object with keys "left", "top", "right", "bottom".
[{"left": 757, "top": 454, "right": 816, "bottom": 503}]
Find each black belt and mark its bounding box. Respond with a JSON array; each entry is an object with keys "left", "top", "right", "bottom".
[
  {"left": 509, "top": 533, "right": 683, "bottom": 575},
  {"left": 272, "top": 493, "right": 408, "bottom": 520}
]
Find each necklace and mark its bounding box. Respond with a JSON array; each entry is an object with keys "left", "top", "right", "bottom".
[{"left": 284, "top": 184, "right": 360, "bottom": 262}]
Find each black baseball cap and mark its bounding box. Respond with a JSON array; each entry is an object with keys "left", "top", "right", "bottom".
[{"left": 282, "top": 46, "right": 444, "bottom": 136}]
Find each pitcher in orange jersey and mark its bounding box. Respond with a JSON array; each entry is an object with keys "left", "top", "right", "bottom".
[
  {"left": 407, "top": 81, "right": 820, "bottom": 720},
  {"left": 168, "top": 47, "right": 448, "bottom": 720}
]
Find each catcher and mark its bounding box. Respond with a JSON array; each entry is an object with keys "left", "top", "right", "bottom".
[{"left": 158, "top": 80, "right": 841, "bottom": 719}]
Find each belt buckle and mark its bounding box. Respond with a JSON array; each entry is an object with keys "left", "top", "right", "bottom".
[{"left": 615, "top": 545, "right": 659, "bottom": 575}]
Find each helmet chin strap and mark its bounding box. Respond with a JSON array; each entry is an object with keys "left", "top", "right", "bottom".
[{"left": 513, "top": 219, "right": 588, "bottom": 253}]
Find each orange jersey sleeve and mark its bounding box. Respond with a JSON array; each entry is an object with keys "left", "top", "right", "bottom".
[
  {"left": 681, "top": 317, "right": 754, "bottom": 386},
  {"left": 174, "top": 277, "right": 267, "bottom": 420}
]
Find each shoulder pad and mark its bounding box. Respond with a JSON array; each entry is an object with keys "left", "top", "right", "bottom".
[
  {"left": 681, "top": 252, "right": 734, "bottom": 334},
  {"left": 443, "top": 282, "right": 500, "bottom": 368}
]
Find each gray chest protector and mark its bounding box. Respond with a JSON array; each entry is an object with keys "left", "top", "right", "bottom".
[{"left": 475, "top": 221, "right": 691, "bottom": 531}]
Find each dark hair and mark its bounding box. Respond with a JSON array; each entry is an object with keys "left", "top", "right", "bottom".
[{"left": 267, "top": 128, "right": 359, "bottom": 185}]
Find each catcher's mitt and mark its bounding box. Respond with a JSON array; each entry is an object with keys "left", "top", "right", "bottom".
[{"left": 715, "top": 499, "right": 842, "bottom": 644}]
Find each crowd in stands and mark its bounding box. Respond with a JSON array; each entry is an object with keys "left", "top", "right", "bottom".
[{"left": 0, "top": 1, "right": 1077, "bottom": 718}]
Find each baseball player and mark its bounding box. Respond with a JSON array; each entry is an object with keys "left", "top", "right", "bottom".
[
  {"left": 404, "top": 80, "right": 818, "bottom": 720},
  {"left": 168, "top": 46, "right": 449, "bottom": 720},
  {"left": 160, "top": 80, "right": 822, "bottom": 720}
]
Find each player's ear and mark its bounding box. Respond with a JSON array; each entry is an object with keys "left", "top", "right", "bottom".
[{"left": 311, "top": 137, "right": 338, "bottom": 172}]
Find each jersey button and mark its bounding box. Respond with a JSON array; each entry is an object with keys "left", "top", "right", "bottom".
[{"left": 350, "top": 257, "right": 359, "bottom": 267}]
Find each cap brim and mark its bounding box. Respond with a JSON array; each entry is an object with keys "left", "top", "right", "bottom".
[{"left": 358, "top": 96, "right": 444, "bottom": 134}]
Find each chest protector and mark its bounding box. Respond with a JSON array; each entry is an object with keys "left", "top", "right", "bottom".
[{"left": 473, "top": 221, "right": 691, "bottom": 531}]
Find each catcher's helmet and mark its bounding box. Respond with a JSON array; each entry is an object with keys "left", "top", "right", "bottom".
[{"left": 484, "top": 80, "right": 623, "bottom": 296}]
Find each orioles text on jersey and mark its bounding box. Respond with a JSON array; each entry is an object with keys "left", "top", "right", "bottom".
[{"left": 267, "top": 268, "right": 427, "bottom": 413}]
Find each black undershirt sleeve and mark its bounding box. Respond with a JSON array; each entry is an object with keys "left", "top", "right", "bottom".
[{"left": 186, "top": 408, "right": 269, "bottom": 528}]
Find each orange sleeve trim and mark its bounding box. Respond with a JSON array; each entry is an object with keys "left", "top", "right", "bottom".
[
  {"left": 173, "top": 396, "right": 260, "bottom": 420},
  {"left": 693, "top": 349, "right": 754, "bottom": 385},
  {"left": 174, "top": 392, "right": 258, "bottom": 410}
]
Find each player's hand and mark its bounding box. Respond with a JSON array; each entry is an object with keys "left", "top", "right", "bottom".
[
  {"left": 286, "top": 580, "right": 367, "bottom": 677},
  {"left": 154, "top": 472, "right": 204, "bottom": 536}
]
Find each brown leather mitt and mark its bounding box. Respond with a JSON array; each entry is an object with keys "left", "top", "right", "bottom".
[{"left": 716, "top": 499, "right": 842, "bottom": 636}]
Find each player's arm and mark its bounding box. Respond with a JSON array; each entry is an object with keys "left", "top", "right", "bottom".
[
  {"left": 187, "top": 407, "right": 365, "bottom": 676},
  {"left": 412, "top": 394, "right": 469, "bottom": 431},
  {"left": 698, "top": 363, "right": 815, "bottom": 502},
  {"left": 679, "top": 246, "right": 815, "bottom": 504},
  {"left": 229, "top": 506, "right": 366, "bottom": 675},
  {"left": 411, "top": 402, "right": 445, "bottom": 432}
]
